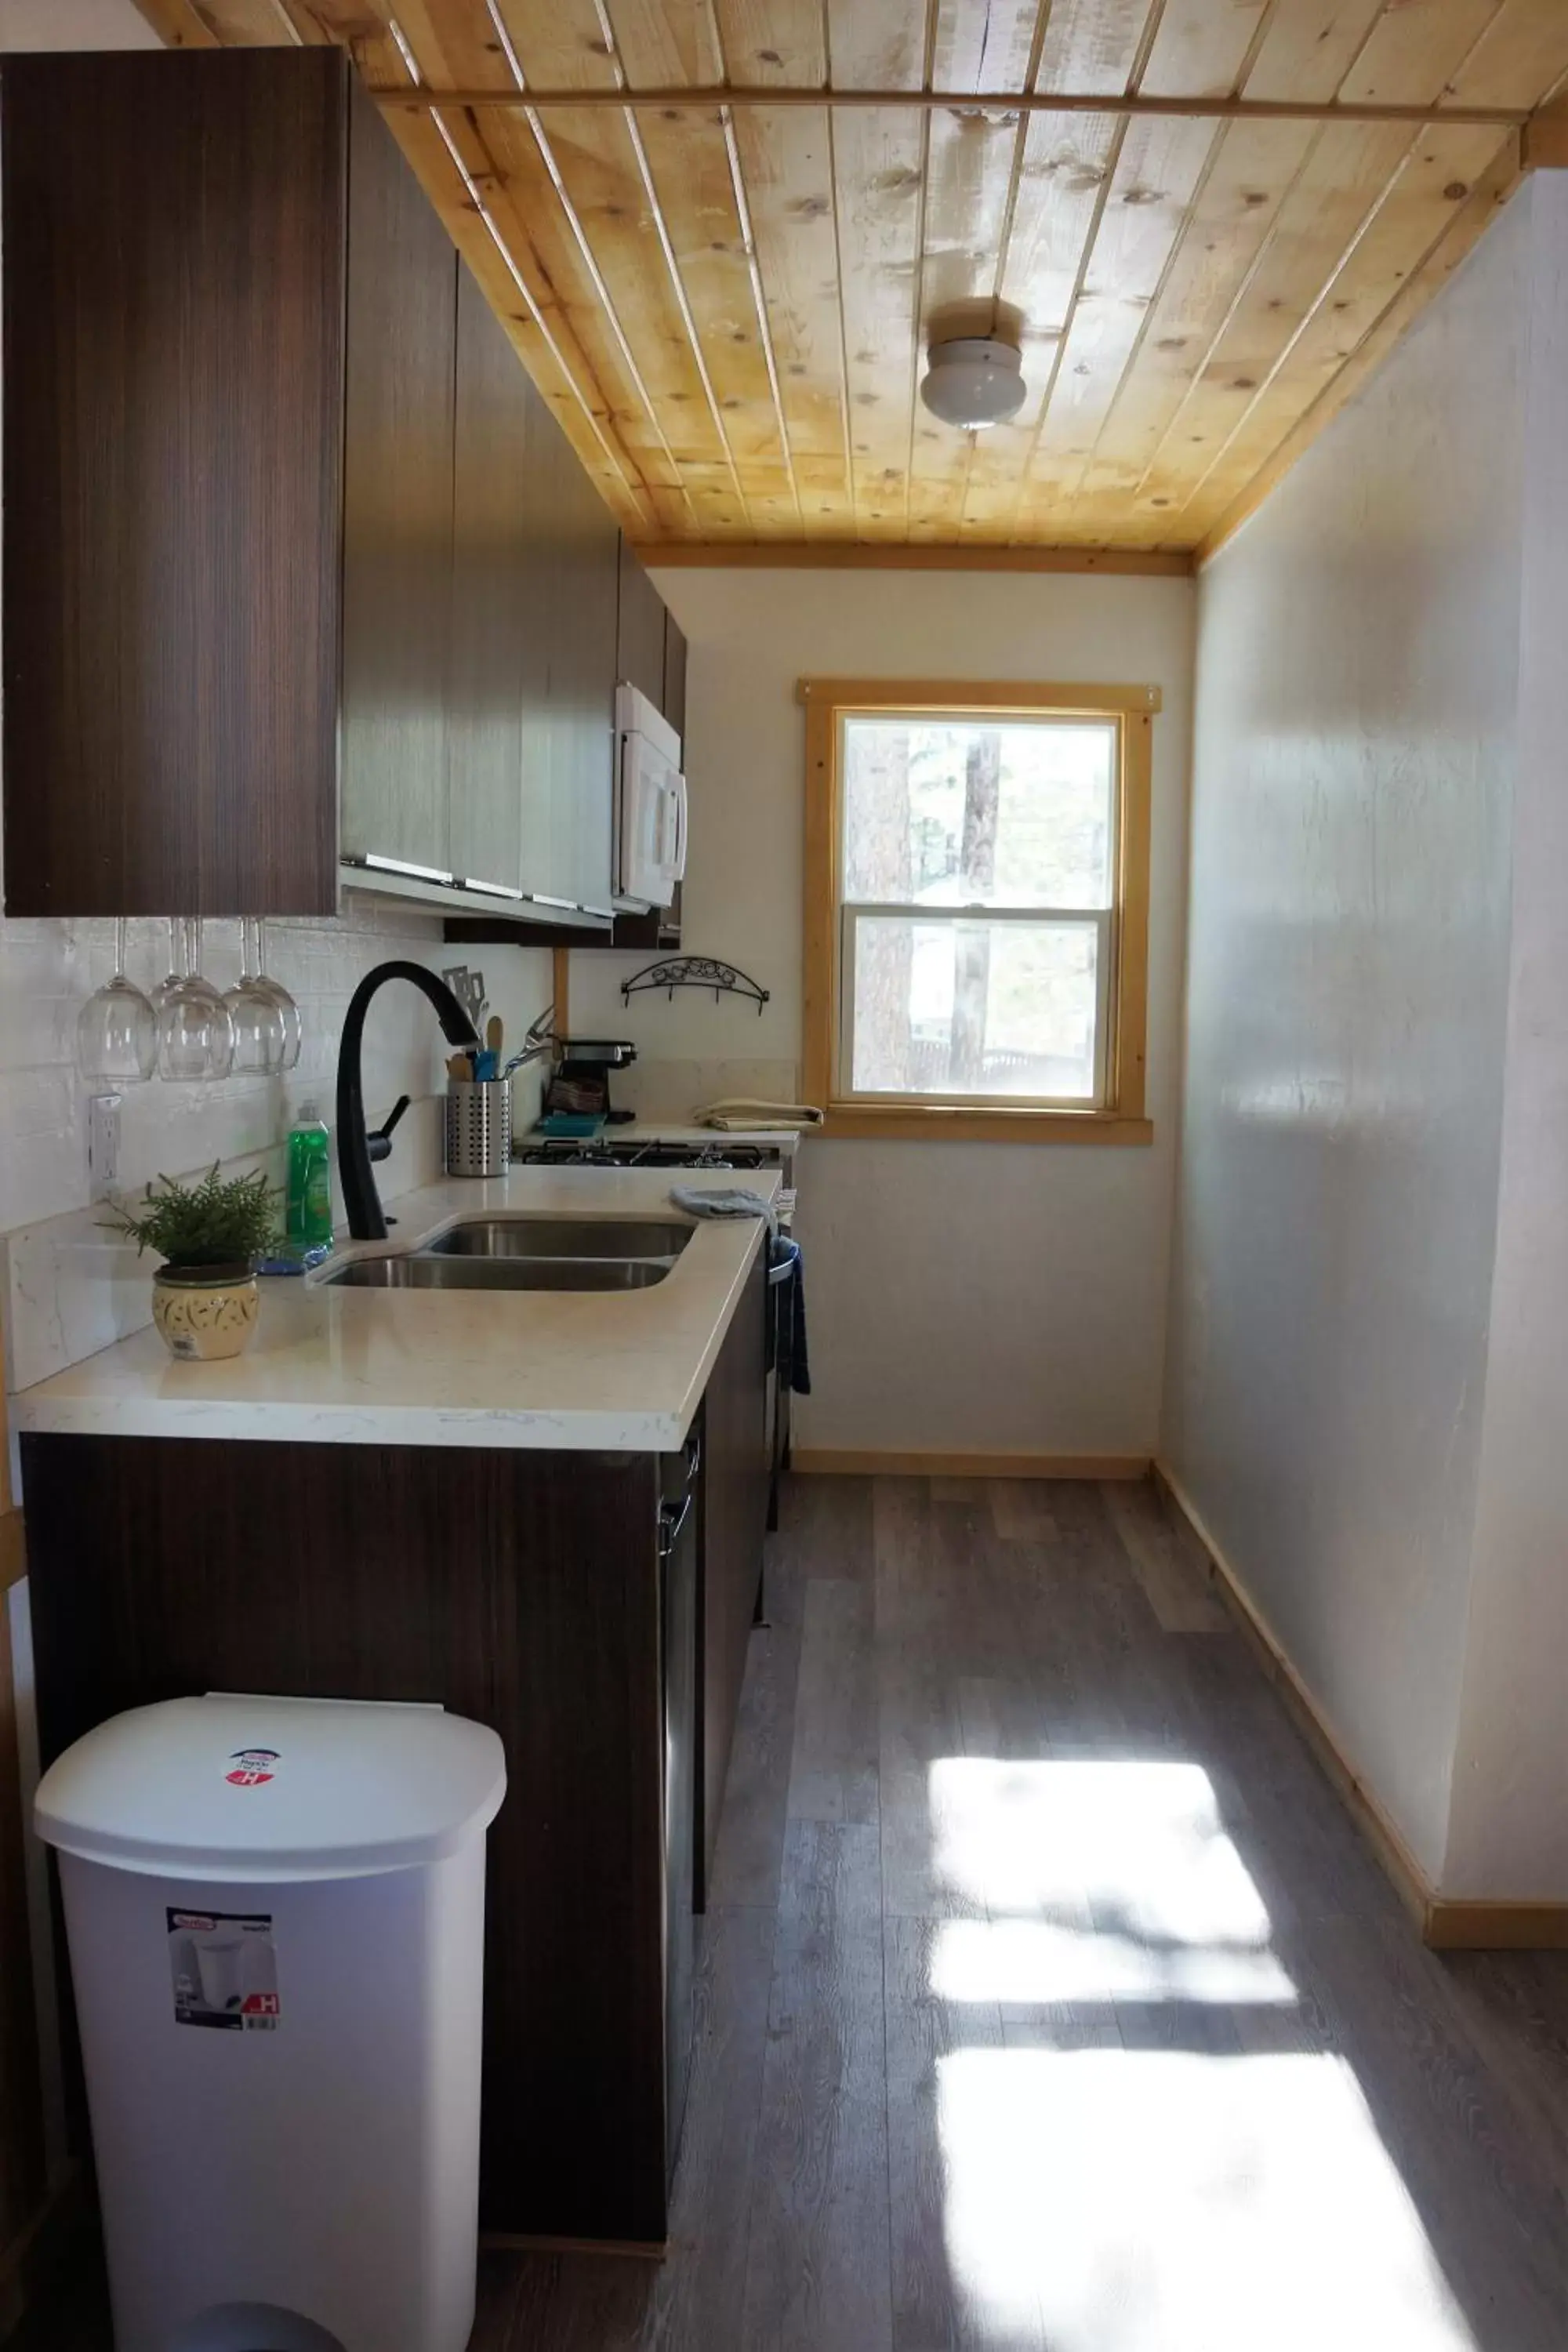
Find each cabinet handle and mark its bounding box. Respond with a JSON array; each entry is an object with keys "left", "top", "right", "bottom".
[
  {"left": 659, "top": 1489, "right": 694, "bottom": 1563},
  {"left": 462, "top": 877, "right": 524, "bottom": 901},
  {"left": 353, "top": 851, "right": 455, "bottom": 887},
  {"left": 529, "top": 892, "right": 579, "bottom": 912}
]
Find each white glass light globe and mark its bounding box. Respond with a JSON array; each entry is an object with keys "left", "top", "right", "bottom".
[{"left": 920, "top": 336, "right": 1027, "bottom": 430}]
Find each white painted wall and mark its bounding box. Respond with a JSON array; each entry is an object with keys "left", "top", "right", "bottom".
[
  {"left": 1166, "top": 176, "right": 1568, "bottom": 1896},
  {"left": 569, "top": 567, "right": 1194, "bottom": 1459},
  {"left": 1443, "top": 172, "right": 1568, "bottom": 1901}
]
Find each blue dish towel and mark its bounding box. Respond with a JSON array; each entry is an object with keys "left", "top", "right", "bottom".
[
  {"left": 670, "top": 1188, "right": 809, "bottom": 1395},
  {"left": 771, "top": 1235, "right": 811, "bottom": 1398}
]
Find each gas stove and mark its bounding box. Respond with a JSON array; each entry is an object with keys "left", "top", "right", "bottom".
[{"left": 514, "top": 1138, "right": 768, "bottom": 1172}]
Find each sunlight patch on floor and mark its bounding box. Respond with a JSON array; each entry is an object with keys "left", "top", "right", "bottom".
[
  {"left": 927, "top": 1758, "right": 1274, "bottom": 1950},
  {"left": 936, "top": 2049, "right": 1477, "bottom": 2352},
  {"left": 923, "top": 1759, "right": 1472, "bottom": 2350},
  {"left": 928, "top": 1915, "right": 1295, "bottom": 2005}
]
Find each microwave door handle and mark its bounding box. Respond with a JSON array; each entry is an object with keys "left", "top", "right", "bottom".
[
  {"left": 672, "top": 771, "right": 688, "bottom": 876},
  {"left": 614, "top": 734, "right": 629, "bottom": 895}
]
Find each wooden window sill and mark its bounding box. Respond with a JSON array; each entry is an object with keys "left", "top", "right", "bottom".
[{"left": 815, "top": 1107, "right": 1154, "bottom": 1145}]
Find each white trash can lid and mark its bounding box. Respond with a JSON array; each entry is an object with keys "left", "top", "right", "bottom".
[{"left": 35, "top": 1693, "right": 506, "bottom": 1883}]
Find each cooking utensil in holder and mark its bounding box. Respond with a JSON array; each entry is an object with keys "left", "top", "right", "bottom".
[{"left": 445, "top": 1079, "right": 513, "bottom": 1178}]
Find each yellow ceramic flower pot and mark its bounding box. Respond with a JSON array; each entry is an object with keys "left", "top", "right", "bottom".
[{"left": 151, "top": 1265, "right": 260, "bottom": 1362}]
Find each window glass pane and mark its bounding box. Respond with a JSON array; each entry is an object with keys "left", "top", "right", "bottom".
[
  {"left": 848, "top": 916, "right": 1100, "bottom": 1102},
  {"left": 841, "top": 716, "right": 1115, "bottom": 909}
]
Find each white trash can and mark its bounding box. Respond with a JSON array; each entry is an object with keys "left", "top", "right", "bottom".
[{"left": 35, "top": 1692, "right": 506, "bottom": 2352}]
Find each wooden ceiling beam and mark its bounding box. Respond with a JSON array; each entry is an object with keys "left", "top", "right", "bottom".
[
  {"left": 373, "top": 86, "right": 1531, "bottom": 130},
  {"left": 1521, "top": 100, "right": 1568, "bottom": 173},
  {"left": 635, "top": 540, "right": 1194, "bottom": 577},
  {"left": 129, "top": 0, "right": 220, "bottom": 44}
]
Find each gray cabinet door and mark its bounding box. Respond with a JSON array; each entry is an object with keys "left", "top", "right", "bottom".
[
  {"left": 618, "top": 538, "right": 666, "bottom": 710},
  {"left": 448, "top": 265, "right": 529, "bottom": 896},
  {"left": 559, "top": 434, "right": 619, "bottom": 916},
  {"left": 517, "top": 384, "right": 579, "bottom": 909},
  {"left": 520, "top": 390, "right": 617, "bottom": 916},
  {"left": 662, "top": 613, "right": 688, "bottom": 743},
  {"left": 340, "top": 82, "right": 456, "bottom": 877}
]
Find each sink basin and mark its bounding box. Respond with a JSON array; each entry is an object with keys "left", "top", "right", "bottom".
[
  {"left": 422, "top": 1217, "right": 691, "bottom": 1261},
  {"left": 321, "top": 1254, "right": 670, "bottom": 1292},
  {"left": 321, "top": 1214, "right": 693, "bottom": 1294}
]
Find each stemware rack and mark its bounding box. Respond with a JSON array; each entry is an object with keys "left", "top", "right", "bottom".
[{"left": 77, "top": 916, "right": 302, "bottom": 1087}]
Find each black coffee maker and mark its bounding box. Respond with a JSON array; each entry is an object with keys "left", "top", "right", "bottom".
[{"left": 543, "top": 1039, "right": 638, "bottom": 1126}]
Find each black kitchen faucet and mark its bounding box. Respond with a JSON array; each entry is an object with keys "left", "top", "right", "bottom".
[{"left": 335, "top": 962, "right": 479, "bottom": 1240}]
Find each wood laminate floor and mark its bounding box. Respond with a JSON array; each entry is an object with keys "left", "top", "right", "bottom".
[{"left": 20, "top": 1475, "right": 1568, "bottom": 2350}]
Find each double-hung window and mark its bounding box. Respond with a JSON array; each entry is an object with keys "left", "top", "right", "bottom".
[{"left": 800, "top": 680, "right": 1156, "bottom": 1142}]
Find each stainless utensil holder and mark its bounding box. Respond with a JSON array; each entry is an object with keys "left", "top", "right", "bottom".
[{"left": 444, "top": 1080, "right": 513, "bottom": 1178}]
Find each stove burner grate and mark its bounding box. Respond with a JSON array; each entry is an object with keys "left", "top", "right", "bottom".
[{"left": 514, "top": 1139, "right": 767, "bottom": 1172}]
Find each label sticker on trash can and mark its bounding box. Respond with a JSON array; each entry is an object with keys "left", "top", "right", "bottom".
[
  {"left": 168, "top": 1909, "right": 280, "bottom": 2031},
  {"left": 224, "top": 1747, "right": 279, "bottom": 1787}
]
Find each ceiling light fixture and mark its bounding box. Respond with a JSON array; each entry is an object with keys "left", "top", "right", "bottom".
[{"left": 920, "top": 333, "right": 1027, "bottom": 430}]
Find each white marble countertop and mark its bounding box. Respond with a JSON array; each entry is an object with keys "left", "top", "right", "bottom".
[{"left": 11, "top": 1167, "right": 779, "bottom": 1454}]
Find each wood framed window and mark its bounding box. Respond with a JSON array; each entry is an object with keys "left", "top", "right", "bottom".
[{"left": 800, "top": 679, "right": 1156, "bottom": 1144}]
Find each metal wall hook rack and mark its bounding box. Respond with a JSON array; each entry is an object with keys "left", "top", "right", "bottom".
[{"left": 621, "top": 956, "right": 771, "bottom": 1014}]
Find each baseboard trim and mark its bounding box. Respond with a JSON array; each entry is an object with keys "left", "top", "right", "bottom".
[
  {"left": 792, "top": 1449, "right": 1150, "bottom": 1481},
  {"left": 1151, "top": 1463, "right": 1568, "bottom": 1952},
  {"left": 1423, "top": 1904, "right": 1568, "bottom": 1951},
  {"left": 1151, "top": 1462, "right": 1433, "bottom": 1932}
]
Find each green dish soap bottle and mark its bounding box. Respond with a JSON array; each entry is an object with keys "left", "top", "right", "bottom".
[{"left": 285, "top": 1105, "right": 334, "bottom": 1266}]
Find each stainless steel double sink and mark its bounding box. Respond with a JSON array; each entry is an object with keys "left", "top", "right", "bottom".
[{"left": 321, "top": 1217, "right": 693, "bottom": 1294}]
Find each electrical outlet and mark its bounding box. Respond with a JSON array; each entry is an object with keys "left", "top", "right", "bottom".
[{"left": 88, "top": 1093, "right": 122, "bottom": 1203}]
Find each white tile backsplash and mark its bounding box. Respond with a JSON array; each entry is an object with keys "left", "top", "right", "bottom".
[{"left": 0, "top": 892, "right": 553, "bottom": 1391}]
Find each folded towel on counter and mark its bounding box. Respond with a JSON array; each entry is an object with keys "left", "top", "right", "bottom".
[
  {"left": 670, "top": 1185, "right": 779, "bottom": 1238},
  {"left": 692, "top": 1098, "right": 824, "bottom": 1131}
]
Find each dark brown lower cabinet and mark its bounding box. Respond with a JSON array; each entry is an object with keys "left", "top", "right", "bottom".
[
  {"left": 659, "top": 1447, "right": 699, "bottom": 2176},
  {"left": 696, "top": 1247, "right": 770, "bottom": 1908},
  {"left": 20, "top": 1258, "right": 768, "bottom": 2247}
]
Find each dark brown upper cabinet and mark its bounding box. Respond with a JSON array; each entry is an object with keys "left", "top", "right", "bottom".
[
  {"left": 2, "top": 47, "right": 621, "bottom": 927},
  {"left": 445, "top": 264, "right": 532, "bottom": 901},
  {"left": 2, "top": 45, "right": 347, "bottom": 918},
  {"left": 339, "top": 72, "right": 458, "bottom": 888},
  {"left": 542, "top": 386, "right": 620, "bottom": 919},
  {"left": 444, "top": 524, "right": 681, "bottom": 954},
  {"left": 618, "top": 539, "right": 670, "bottom": 713},
  {"left": 663, "top": 614, "right": 689, "bottom": 746}
]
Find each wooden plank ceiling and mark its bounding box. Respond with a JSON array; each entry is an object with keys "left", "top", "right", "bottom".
[{"left": 137, "top": 1, "right": 1568, "bottom": 561}]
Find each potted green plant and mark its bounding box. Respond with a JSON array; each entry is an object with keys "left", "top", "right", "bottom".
[{"left": 106, "top": 1164, "right": 281, "bottom": 1362}]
